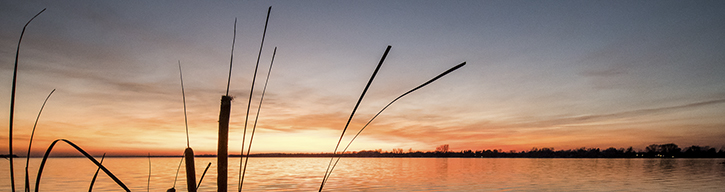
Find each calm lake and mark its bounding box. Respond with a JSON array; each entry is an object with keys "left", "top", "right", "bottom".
[{"left": 2, "top": 157, "right": 725, "bottom": 191}]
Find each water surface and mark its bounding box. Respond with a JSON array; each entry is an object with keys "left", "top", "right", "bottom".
[{"left": 2, "top": 157, "right": 724, "bottom": 191}]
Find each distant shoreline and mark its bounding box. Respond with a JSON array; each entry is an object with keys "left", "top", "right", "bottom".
[
  {"left": 11, "top": 154, "right": 725, "bottom": 159},
  {"left": 9, "top": 143, "right": 725, "bottom": 158}
]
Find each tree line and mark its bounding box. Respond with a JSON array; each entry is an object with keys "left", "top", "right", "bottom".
[{"left": 241, "top": 143, "right": 725, "bottom": 158}]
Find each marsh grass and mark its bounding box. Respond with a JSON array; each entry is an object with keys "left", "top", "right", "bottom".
[
  {"left": 319, "top": 45, "right": 391, "bottom": 191},
  {"left": 9, "top": 8, "right": 45, "bottom": 192},
  {"left": 238, "top": 6, "right": 272, "bottom": 192},
  {"left": 178, "top": 62, "right": 198, "bottom": 192},
  {"left": 8, "top": 8, "right": 128, "bottom": 192},
  {"left": 36, "top": 139, "right": 129, "bottom": 192},
  {"left": 197, "top": 162, "right": 212, "bottom": 190},
  {"left": 217, "top": 14, "right": 241, "bottom": 192},
  {"left": 6, "top": 5, "right": 466, "bottom": 192},
  {"left": 320, "top": 62, "right": 466, "bottom": 190},
  {"left": 183, "top": 148, "right": 197, "bottom": 192},
  {"left": 217, "top": 95, "right": 232, "bottom": 192},
  {"left": 24, "top": 89, "right": 54, "bottom": 192},
  {"left": 88, "top": 153, "right": 105, "bottom": 192},
  {"left": 226, "top": 18, "right": 237, "bottom": 96},
  {"left": 7, "top": 6, "right": 288, "bottom": 192},
  {"left": 168, "top": 156, "right": 185, "bottom": 191},
  {"left": 179, "top": 62, "right": 190, "bottom": 148},
  {"left": 147, "top": 153, "right": 151, "bottom": 192},
  {"left": 240, "top": 47, "right": 277, "bottom": 189}
]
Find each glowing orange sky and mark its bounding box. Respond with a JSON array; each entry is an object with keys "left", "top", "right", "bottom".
[{"left": 2, "top": 1, "right": 725, "bottom": 156}]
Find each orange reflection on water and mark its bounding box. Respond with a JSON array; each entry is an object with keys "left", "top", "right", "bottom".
[{"left": 2, "top": 157, "right": 725, "bottom": 191}]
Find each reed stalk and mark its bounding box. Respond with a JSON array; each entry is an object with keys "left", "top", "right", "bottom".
[
  {"left": 320, "top": 62, "right": 466, "bottom": 189},
  {"left": 147, "top": 153, "right": 151, "bottom": 192},
  {"left": 218, "top": 15, "right": 239, "bottom": 192},
  {"left": 179, "top": 61, "right": 190, "bottom": 148},
  {"left": 35, "top": 139, "right": 129, "bottom": 192},
  {"left": 184, "top": 148, "right": 197, "bottom": 192},
  {"left": 240, "top": 47, "right": 276, "bottom": 189},
  {"left": 88, "top": 153, "right": 105, "bottom": 192},
  {"left": 196, "top": 162, "right": 212, "bottom": 190},
  {"left": 10, "top": 8, "right": 45, "bottom": 192},
  {"left": 238, "top": 6, "right": 272, "bottom": 192},
  {"left": 168, "top": 156, "right": 185, "bottom": 192},
  {"left": 24, "top": 89, "right": 55, "bottom": 192},
  {"left": 178, "top": 62, "right": 197, "bottom": 192},
  {"left": 226, "top": 18, "right": 237, "bottom": 96},
  {"left": 319, "top": 45, "right": 391, "bottom": 192}
]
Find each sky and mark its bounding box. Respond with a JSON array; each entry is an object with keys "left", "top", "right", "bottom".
[{"left": 1, "top": 0, "right": 724, "bottom": 156}]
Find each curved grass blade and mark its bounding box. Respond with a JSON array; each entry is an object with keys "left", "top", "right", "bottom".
[
  {"left": 321, "top": 62, "right": 466, "bottom": 190},
  {"left": 238, "top": 6, "right": 272, "bottom": 192},
  {"left": 319, "top": 45, "right": 391, "bottom": 191},
  {"left": 168, "top": 155, "right": 185, "bottom": 191},
  {"left": 88, "top": 153, "right": 106, "bottom": 192},
  {"left": 240, "top": 47, "right": 276, "bottom": 189},
  {"left": 24, "top": 89, "right": 55, "bottom": 192},
  {"left": 10, "top": 8, "right": 45, "bottom": 192},
  {"left": 196, "top": 162, "right": 212, "bottom": 190},
  {"left": 35, "top": 139, "right": 130, "bottom": 192}
]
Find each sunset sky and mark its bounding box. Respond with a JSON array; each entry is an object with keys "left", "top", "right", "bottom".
[{"left": 2, "top": 1, "right": 724, "bottom": 156}]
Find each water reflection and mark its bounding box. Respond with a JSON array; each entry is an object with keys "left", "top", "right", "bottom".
[
  {"left": 433, "top": 158, "right": 448, "bottom": 184},
  {"left": 2, "top": 157, "right": 724, "bottom": 191}
]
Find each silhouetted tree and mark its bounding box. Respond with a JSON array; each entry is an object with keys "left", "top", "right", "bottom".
[
  {"left": 646, "top": 144, "right": 659, "bottom": 154},
  {"left": 685, "top": 145, "right": 705, "bottom": 153},
  {"left": 659, "top": 143, "right": 680, "bottom": 157},
  {"left": 683, "top": 145, "right": 719, "bottom": 158},
  {"left": 435, "top": 144, "right": 449, "bottom": 153},
  {"left": 603, "top": 147, "right": 619, "bottom": 157}
]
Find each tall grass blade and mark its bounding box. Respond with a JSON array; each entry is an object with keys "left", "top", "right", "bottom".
[
  {"left": 226, "top": 18, "right": 237, "bottom": 96},
  {"left": 179, "top": 61, "right": 190, "bottom": 148},
  {"left": 179, "top": 61, "right": 198, "bottom": 192},
  {"left": 168, "top": 155, "right": 185, "bottom": 192},
  {"left": 218, "top": 16, "right": 239, "bottom": 191},
  {"left": 240, "top": 47, "right": 276, "bottom": 189},
  {"left": 319, "top": 45, "right": 391, "bottom": 192},
  {"left": 196, "top": 162, "right": 212, "bottom": 190},
  {"left": 88, "top": 153, "right": 106, "bottom": 192},
  {"left": 147, "top": 153, "right": 151, "bottom": 192},
  {"left": 10, "top": 8, "right": 45, "bottom": 192},
  {"left": 321, "top": 62, "right": 467, "bottom": 189},
  {"left": 35, "top": 139, "right": 129, "bottom": 192},
  {"left": 24, "top": 89, "right": 55, "bottom": 192},
  {"left": 238, "top": 6, "right": 272, "bottom": 192}
]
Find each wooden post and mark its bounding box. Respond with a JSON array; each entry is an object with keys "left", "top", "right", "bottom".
[
  {"left": 217, "top": 96, "right": 232, "bottom": 192},
  {"left": 184, "top": 148, "right": 197, "bottom": 192}
]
